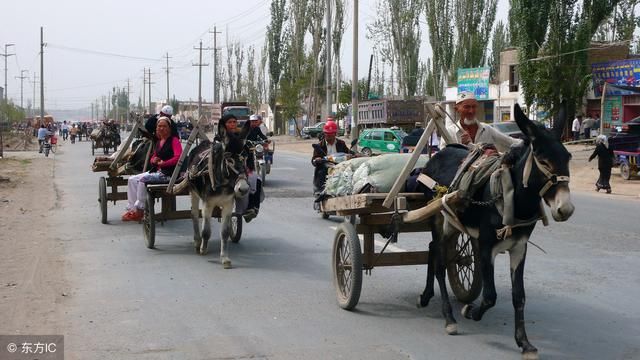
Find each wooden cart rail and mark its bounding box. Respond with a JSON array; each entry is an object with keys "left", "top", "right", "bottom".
[{"left": 320, "top": 192, "right": 428, "bottom": 215}]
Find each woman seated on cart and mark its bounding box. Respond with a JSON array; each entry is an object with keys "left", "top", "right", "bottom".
[{"left": 122, "top": 117, "right": 183, "bottom": 221}]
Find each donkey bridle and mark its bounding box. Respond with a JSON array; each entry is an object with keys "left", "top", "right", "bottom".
[{"left": 522, "top": 145, "right": 570, "bottom": 197}]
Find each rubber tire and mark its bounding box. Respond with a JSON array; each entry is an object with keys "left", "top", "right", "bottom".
[
  {"left": 620, "top": 162, "right": 631, "bottom": 180},
  {"left": 99, "top": 177, "right": 108, "bottom": 224},
  {"left": 446, "top": 233, "right": 482, "bottom": 303},
  {"left": 361, "top": 147, "right": 372, "bottom": 157},
  {"left": 332, "top": 222, "right": 363, "bottom": 310},
  {"left": 322, "top": 212, "right": 330, "bottom": 219},
  {"left": 230, "top": 214, "right": 243, "bottom": 243},
  {"left": 143, "top": 193, "right": 155, "bottom": 249},
  {"left": 44, "top": 146, "right": 49, "bottom": 157},
  {"left": 260, "top": 164, "right": 266, "bottom": 186}
]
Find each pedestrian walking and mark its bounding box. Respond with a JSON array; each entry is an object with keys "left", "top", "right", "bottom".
[
  {"left": 588, "top": 135, "right": 614, "bottom": 193},
  {"left": 62, "top": 121, "right": 69, "bottom": 141},
  {"left": 583, "top": 115, "right": 595, "bottom": 139}
]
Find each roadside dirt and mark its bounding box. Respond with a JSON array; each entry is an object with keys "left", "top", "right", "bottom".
[{"left": 0, "top": 150, "right": 66, "bottom": 335}]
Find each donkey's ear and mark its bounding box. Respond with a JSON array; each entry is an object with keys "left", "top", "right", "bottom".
[
  {"left": 239, "top": 119, "right": 251, "bottom": 139},
  {"left": 552, "top": 101, "right": 567, "bottom": 140},
  {"left": 514, "top": 103, "right": 539, "bottom": 141}
]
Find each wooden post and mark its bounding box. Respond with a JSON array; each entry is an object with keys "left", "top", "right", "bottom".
[
  {"left": 599, "top": 82, "right": 607, "bottom": 135},
  {"left": 109, "top": 115, "right": 143, "bottom": 170},
  {"left": 166, "top": 116, "right": 209, "bottom": 194},
  {"left": 382, "top": 104, "right": 441, "bottom": 208}
]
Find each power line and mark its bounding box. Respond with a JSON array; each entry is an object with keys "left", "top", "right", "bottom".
[{"left": 47, "top": 43, "right": 163, "bottom": 62}]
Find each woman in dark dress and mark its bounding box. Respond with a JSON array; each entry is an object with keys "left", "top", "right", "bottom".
[{"left": 588, "top": 135, "right": 614, "bottom": 193}]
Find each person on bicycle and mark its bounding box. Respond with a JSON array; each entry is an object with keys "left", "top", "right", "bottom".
[{"left": 37, "top": 124, "right": 50, "bottom": 153}]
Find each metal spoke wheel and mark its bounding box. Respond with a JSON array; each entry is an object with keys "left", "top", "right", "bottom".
[
  {"left": 620, "top": 163, "right": 631, "bottom": 180},
  {"left": 332, "top": 222, "right": 363, "bottom": 310},
  {"left": 143, "top": 193, "right": 156, "bottom": 249},
  {"left": 98, "top": 177, "right": 108, "bottom": 224},
  {"left": 446, "top": 233, "right": 482, "bottom": 303}
]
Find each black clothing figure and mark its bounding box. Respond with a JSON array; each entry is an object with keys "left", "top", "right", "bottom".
[
  {"left": 144, "top": 114, "right": 177, "bottom": 137},
  {"left": 311, "top": 138, "right": 351, "bottom": 195},
  {"left": 245, "top": 127, "right": 268, "bottom": 212},
  {"left": 589, "top": 142, "right": 614, "bottom": 193}
]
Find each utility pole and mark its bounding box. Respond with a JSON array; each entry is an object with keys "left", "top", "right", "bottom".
[
  {"left": 193, "top": 40, "right": 210, "bottom": 122},
  {"left": 326, "top": 0, "right": 332, "bottom": 119},
  {"left": 147, "top": 68, "right": 154, "bottom": 114},
  {"left": 163, "top": 53, "right": 171, "bottom": 104},
  {"left": 2, "top": 43, "right": 15, "bottom": 103},
  {"left": 107, "top": 90, "right": 111, "bottom": 119},
  {"left": 91, "top": 102, "right": 94, "bottom": 121},
  {"left": 40, "top": 27, "right": 45, "bottom": 122},
  {"left": 31, "top": 75, "right": 38, "bottom": 117},
  {"left": 126, "top": 78, "right": 131, "bottom": 128},
  {"left": 115, "top": 87, "right": 119, "bottom": 125},
  {"left": 350, "top": 0, "right": 359, "bottom": 141},
  {"left": 209, "top": 26, "right": 221, "bottom": 104},
  {"left": 142, "top": 68, "right": 146, "bottom": 112},
  {"left": 15, "top": 70, "right": 28, "bottom": 109}
]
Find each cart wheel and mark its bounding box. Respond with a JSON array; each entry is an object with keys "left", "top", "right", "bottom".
[
  {"left": 446, "top": 233, "right": 482, "bottom": 303},
  {"left": 98, "top": 177, "right": 108, "bottom": 224},
  {"left": 322, "top": 212, "right": 330, "bottom": 219},
  {"left": 230, "top": 214, "right": 243, "bottom": 243},
  {"left": 361, "top": 147, "right": 372, "bottom": 157},
  {"left": 620, "top": 162, "right": 631, "bottom": 180},
  {"left": 332, "top": 222, "right": 363, "bottom": 310},
  {"left": 260, "top": 164, "right": 266, "bottom": 186},
  {"left": 143, "top": 194, "right": 156, "bottom": 249},
  {"left": 91, "top": 140, "right": 95, "bottom": 156}
]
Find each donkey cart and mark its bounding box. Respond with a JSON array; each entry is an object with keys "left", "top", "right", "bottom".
[{"left": 322, "top": 191, "right": 481, "bottom": 310}]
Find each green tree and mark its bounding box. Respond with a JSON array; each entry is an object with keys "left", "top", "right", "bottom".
[
  {"left": 266, "top": 0, "right": 287, "bottom": 133},
  {"left": 512, "top": 0, "right": 621, "bottom": 121},
  {"left": 450, "top": 0, "right": 498, "bottom": 81},
  {"left": 489, "top": 20, "right": 510, "bottom": 83},
  {"left": 424, "top": 0, "right": 454, "bottom": 98}
]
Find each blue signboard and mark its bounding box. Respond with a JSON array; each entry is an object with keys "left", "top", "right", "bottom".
[
  {"left": 591, "top": 59, "right": 640, "bottom": 97},
  {"left": 457, "top": 67, "right": 491, "bottom": 100}
]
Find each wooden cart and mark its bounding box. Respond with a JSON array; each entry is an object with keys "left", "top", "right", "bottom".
[
  {"left": 322, "top": 103, "right": 482, "bottom": 310},
  {"left": 321, "top": 192, "right": 481, "bottom": 310},
  {"left": 142, "top": 183, "right": 243, "bottom": 249}
]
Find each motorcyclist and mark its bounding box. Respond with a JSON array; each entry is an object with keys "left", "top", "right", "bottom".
[
  {"left": 244, "top": 114, "right": 268, "bottom": 222},
  {"left": 312, "top": 120, "right": 351, "bottom": 197},
  {"left": 144, "top": 105, "right": 178, "bottom": 138}
]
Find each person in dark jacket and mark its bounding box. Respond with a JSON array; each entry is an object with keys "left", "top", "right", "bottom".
[
  {"left": 244, "top": 115, "right": 269, "bottom": 221},
  {"left": 588, "top": 134, "right": 614, "bottom": 193},
  {"left": 312, "top": 121, "right": 351, "bottom": 195},
  {"left": 143, "top": 105, "right": 177, "bottom": 138}
]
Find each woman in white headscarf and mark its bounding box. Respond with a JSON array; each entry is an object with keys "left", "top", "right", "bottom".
[{"left": 588, "top": 135, "right": 614, "bottom": 193}]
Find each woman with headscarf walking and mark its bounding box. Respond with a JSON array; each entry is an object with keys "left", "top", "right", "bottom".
[{"left": 589, "top": 135, "right": 614, "bottom": 193}]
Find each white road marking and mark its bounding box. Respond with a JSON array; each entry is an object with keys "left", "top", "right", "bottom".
[{"left": 329, "top": 226, "right": 405, "bottom": 253}]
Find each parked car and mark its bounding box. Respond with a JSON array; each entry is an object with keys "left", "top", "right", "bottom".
[
  {"left": 610, "top": 117, "right": 640, "bottom": 152},
  {"left": 487, "top": 121, "right": 524, "bottom": 139},
  {"left": 302, "top": 121, "right": 345, "bottom": 138},
  {"left": 357, "top": 127, "right": 407, "bottom": 156},
  {"left": 400, "top": 128, "right": 437, "bottom": 154}
]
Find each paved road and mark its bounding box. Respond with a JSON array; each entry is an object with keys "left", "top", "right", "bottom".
[{"left": 53, "top": 138, "right": 639, "bottom": 359}]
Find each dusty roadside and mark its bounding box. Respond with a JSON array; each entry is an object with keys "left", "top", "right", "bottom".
[{"left": 0, "top": 150, "right": 66, "bottom": 335}]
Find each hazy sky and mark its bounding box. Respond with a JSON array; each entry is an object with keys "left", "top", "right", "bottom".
[{"left": 2, "top": 0, "right": 508, "bottom": 112}]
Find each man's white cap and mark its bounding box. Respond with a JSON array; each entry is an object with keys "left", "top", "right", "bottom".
[
  {"left": 456, "top": 91, "right": 476, "bottom": 104},
  {"left": 249, "top": 114, "right": 260, "bottom": 121},
  {"left": 160, "top": 105, "right": 173, "bottom": 116}
]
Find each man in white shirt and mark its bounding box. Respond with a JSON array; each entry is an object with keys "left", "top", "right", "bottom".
[
  {"left": 440, "top": 91, "right": 521, "bottom": 152},
  {"left": 572, "top": 115, "right": 582, "bottom": 141}
]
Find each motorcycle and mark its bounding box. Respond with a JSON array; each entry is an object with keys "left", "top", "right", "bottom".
[{"left": 248, "top": 139, "right": 272, "bottom": 185}]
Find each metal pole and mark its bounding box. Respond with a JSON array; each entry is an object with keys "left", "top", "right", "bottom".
[
  {"left": 210, "top": 26, "right": 221, "bottom": 104},
  {"left": 326, "top": 0, "right": 332, "bottom": 118},
  {"left": 16, "top": 70, "right": 28, "bottom": 109},
  {"left": 40, "top": 27, "right": 45, "bottom": 121},
  {"left": 3, "top": 43, "right": 15, "bottom": 103},
  {"left": 148, "top": 68, "right": 152, "bottom": 114},
  {"left": 350, "top": 0, "right": 359, "bottom": 141},
  {"left": 197, "top": 41, "right": 203, "bottom": 120},
  {"left": 165, "top": 52, "right": 170, "bottom": 104},
  {"left": 142, "top": 68, "right": 146, "bottom": 112}
]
